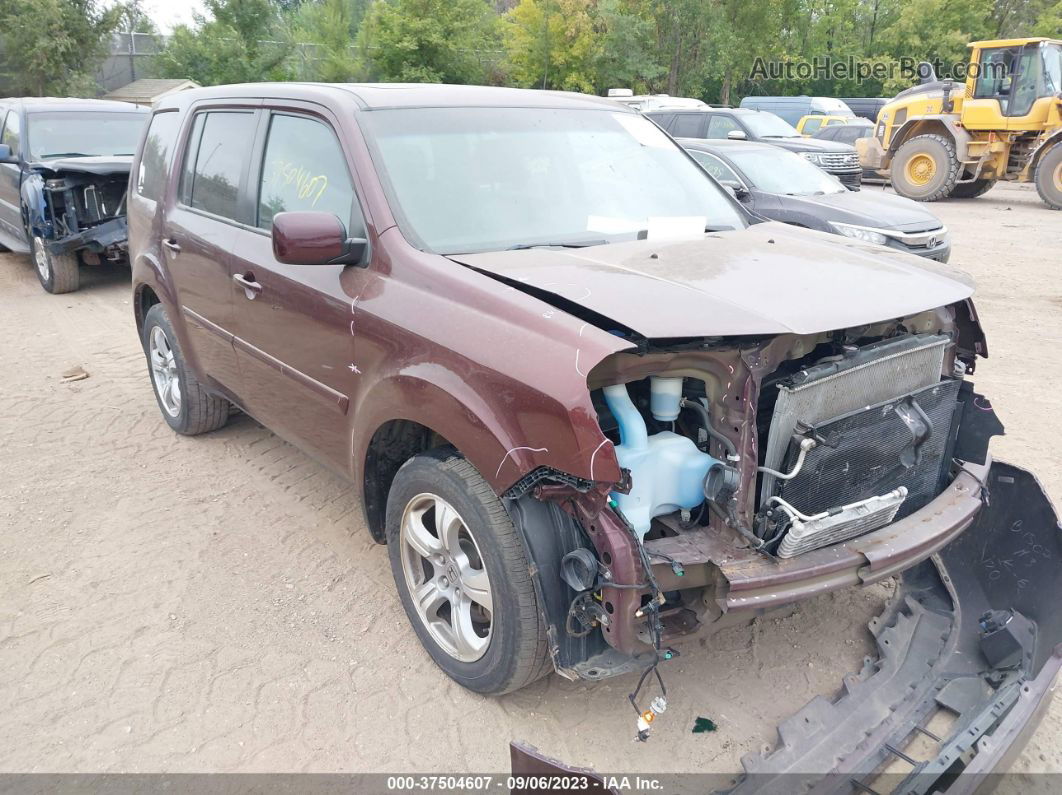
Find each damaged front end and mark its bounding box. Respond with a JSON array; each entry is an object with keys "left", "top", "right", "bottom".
[
  {"left": 22, "top": 158, "right": 132, "bottom": 262},
  {"left": 730, "top": 461, "right": 1062, "bottom": 793},
  {"left": 504, "top": 295, "right": 1061, "bottom": 775}
]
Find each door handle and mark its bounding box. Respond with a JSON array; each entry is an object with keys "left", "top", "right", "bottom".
[
  {"left": 233, "top": 272, "right": 263, "bottom": 298},
  {"left": 162, "top": 238, "right": 181, "bottom": 254}
]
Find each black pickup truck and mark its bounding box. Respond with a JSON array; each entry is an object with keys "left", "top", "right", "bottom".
[{"left": 0, "top": 98, "right": 147, "bottom": 293}]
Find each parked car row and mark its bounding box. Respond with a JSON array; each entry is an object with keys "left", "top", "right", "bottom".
[
  {"left": 3, "top": 82, "right": 1059, "bottom": 790},
  {"left": 679, "top": 138, "right": 951, "bottom": 261},
  {"left": 645, "top": 106, "right": 865, "bottom": 188}
]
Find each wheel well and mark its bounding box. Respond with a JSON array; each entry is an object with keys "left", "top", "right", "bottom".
[
  {"left": 889, "top": 119, "right": 955, "bottom": 156},
  {"left": 135, "top": 284, "right": 161, "bottom": 333},
  {"left": 363, "top": 419, "right": 453, "bottom": 543}
]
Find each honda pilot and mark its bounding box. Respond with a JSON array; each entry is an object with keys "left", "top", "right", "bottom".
[{"left": 128, "top": 83, "right": 1062, "bottom": 789}]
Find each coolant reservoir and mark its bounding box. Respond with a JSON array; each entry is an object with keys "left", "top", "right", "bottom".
[{"left": 603, "top": 383, "right": 720, "bottom": 538}]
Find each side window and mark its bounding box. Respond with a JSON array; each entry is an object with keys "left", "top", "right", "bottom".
[
  {"left": 670, "top": 113, "right": 704, "bottom": 138},
  {"left": 973, "top": 47, "right": 1020, "bottom": 101},
  {"left": 256, "top": 114, "right": 358, "bottom": 232},
  {"left": 137, "top": 110, "right": 182, "bottom": 202},
  {"left": 1, "top": 111, "right": 21, "bottom": 153},
  {"left": 802, "top": 117, "right": 823, "bottom": 134},
  {"left": 689, "top": 150, "right": 742, "bottom": 184},
  {"left": 705, "top": 114, "right": 742, "bottom": 138},
  {"left": 181, "top": 111, "right": 257, "bottom": 222}
]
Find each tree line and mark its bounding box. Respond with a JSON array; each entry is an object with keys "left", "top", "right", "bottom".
[{"left": 1, "top": 0, "right": 1059, "bottom": 103}]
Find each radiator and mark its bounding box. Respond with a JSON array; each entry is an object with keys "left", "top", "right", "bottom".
[{"left": 760, "top": 334, "right": 949, "bottom": 504}]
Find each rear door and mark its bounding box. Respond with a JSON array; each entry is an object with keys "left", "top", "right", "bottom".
[
  {"left": 162, "top": 105, "right": 259, "bottom": 399},
  {"left": 227, "top": 105, "right": 373, "bottom": 470},
  {"left": 0, "top": 108, "right": 24, "bottom": 246}
]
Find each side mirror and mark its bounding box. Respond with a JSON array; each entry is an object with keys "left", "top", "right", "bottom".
[
  {"left": 271, "top": 211, "right": 367, "bottom": 266},
  {"left": 726, "top": 129, "right": 747, "bottom": 140},
  {"left": 721, "top": 181, "right": 750, "bottom": 200},
  {"left": 0, "top": 143, "right": 16, "bottom": 164}
]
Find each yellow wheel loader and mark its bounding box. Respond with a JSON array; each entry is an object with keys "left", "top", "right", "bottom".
[{"left": 859, "top": 38, "right": 1062, "bottom": 209}]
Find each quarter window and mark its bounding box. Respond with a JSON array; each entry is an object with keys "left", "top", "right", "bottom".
[
  {"left": 137, "top": 111, "right": 181, "bottom": 202},
  {"left": 1, "top": 111, "right": 20, "bottom": 153},
  {"left": 257, "top": 114, "right": 357, "bottom": 232},
  {"left": 182, "top": 111, "right": 256, "bottom": 222}
]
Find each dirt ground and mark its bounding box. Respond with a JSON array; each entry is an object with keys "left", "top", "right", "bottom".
[{"left": 0, "top": 181, "right": 1059, "bottom": 780}]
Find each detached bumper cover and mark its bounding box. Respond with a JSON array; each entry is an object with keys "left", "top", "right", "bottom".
[{"left": 731, "top": 461, "right": 1062, "bottom": 793}]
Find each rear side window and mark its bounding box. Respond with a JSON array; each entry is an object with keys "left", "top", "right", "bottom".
[
  {"left": 670, "top": 113, "right": 704, "bottom": 138},
  {"left": 180, "top": 111, "right": 256, "bottom": 222},
  {"left": 256, "top": 113, "right": 358, "bottom": 232},
  {"left": 137, "top": 111, "right": 181, "bottom": 202},
  {"left": 1, "top": 111, "right": 20, "bottom": 153}
]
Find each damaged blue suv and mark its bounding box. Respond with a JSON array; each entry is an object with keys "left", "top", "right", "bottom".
[{"left": 0, "top": 97, "right": 147, "bottom": 293}]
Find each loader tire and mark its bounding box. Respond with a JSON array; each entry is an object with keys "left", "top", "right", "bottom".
[
  {"left": 950, "top": 178, "right": 996, "bottom": 199},
  {"left": 1034, "top": 145, "right": 1062, "bottom": 210},
  {"left": 891, "top": 133, "right": 960, "bottom": 202}
]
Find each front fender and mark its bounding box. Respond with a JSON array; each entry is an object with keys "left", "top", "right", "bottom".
[
  {"left": 19, "top": 173, "right": 49, "bottom": 238},
  {"left": 352, "top": 364, "right": 621, "bottom": 501}
]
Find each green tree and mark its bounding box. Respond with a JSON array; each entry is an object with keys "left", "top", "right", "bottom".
[
  {"left": 594, "top": 0, "right": 666, "bottom": 92},
  {"left": 357, "top": 0, "right": 502, "bottom": 84},
  {"left": 505, "top": 0, "right": 599, "bottom": 92},
  {"left": 0, "top": 0, "right": 124, "bottom": 96},
  {"left": 154, "top": 0, "right": 293, "bottom": 85},
  {"left": 290, "top": 0, "right": 370, "bottom": 81}
]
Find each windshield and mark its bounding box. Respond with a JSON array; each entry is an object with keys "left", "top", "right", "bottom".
[
  {"left": 741, "top": 112, "right": 802, "bottom": 138},
  {"left": 27, "top": 111, "right": 147, "bottom": 160},
  {"left": 726, "top": 148, "right": 846, "bottom": 195},
  {"left": 360, "top": 107, "right": 745, "bottom": 254}
]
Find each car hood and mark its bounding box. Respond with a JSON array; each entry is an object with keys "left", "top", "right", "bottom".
[
  {"left": 448, "top": 222, "right": 973, "bottom": 339},
  {"left": 765, "top": 137, "right": 857, "bottom": 154},
  {"left": 30, "top": 155, "right": 133, "bottom": 176},
  {"left": 781, "top": 190, "right": 945, "bottom": 232}
]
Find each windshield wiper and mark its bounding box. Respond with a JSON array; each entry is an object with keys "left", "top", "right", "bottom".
[
  {"left": 506, "top": 239, "right": 607, "bottom": 251},
  {"left": 38, "top": 152, "right": 93, "bottom": 158}
]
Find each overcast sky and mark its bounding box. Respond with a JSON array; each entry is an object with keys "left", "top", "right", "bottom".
[{"left": 130, "top": 0, "right": 208, "bottom": 32}]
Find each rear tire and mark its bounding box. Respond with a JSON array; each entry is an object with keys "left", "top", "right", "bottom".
[
  {"left": 950, "top": 178, "right": 996, "bottom": 199},
  {"left": 141, "top": 303, "right": 230, "bottom": 435},
  {"left": 1034, "top": 145, "right": 1062, "bottom": 210},
  {"left": 32, "top": 236, "right": 79, "bottom": 294},
  {"left": 891, "top": 134, "right": 960, "bottom": 202},
  {"left": 386, "top": 449, "right": 550, "bottom": 695}
]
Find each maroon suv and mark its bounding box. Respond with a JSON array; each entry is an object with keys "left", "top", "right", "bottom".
[{"left": 129, "top": 83, "right": 1062, "bottom": 783}]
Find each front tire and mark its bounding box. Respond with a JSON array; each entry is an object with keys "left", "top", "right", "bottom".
[
  {"left": 1034, "top": 145, "right": 1062, "bottom": 210},
  {"left": 950, "top": 178, "right": 996, "bottom": 199},
  {"left": 141, "top": 303, "right": 230, "bottom": 435},
  {"left": 386, "top": 450, "right": 550, "bottom": 695},
  {"left": 891, "top": 133, "right": 960, "bottom": 202},
  {"left": 32, "top": 236, "right": 79, "bottom": 294}
]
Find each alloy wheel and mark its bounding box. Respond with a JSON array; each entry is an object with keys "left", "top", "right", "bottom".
[
  {"left": 148, "top": 325, "right": 181, "bottom": 418},
  {"left": 399, "top": 493, "right": 493, "bottom": 662},
  {"left": 33, "top": 238, "right": 50, "bottom": 281}
]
